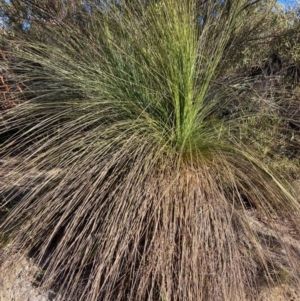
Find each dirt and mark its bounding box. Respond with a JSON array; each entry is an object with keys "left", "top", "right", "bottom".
[{"left": 0, "top": 254, "right": 58, "bottom": 301}]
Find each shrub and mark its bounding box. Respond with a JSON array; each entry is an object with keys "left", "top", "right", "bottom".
[{"left": 1, "top": 1, "right": 300, "bottom": 300}]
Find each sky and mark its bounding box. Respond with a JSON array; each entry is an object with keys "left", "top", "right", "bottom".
[{"left": 278, "top": 0, "right": 299, "bottom": 6}]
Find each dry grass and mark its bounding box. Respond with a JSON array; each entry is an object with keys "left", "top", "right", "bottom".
[{"left": 0, "top": 1, "right": 300, "bottom": 301}]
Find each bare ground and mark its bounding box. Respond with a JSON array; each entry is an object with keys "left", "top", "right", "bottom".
[{"left": 0, "top": 254, "right": 58, "bottom": 301}]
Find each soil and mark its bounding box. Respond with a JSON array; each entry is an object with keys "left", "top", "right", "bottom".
[{"left": 0, "top": 254, "right": 58, "bottom": 301}]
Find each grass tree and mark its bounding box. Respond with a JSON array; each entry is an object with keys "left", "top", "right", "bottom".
[{"left": 1, "top": 0, "right": 300, "bottom": 300}]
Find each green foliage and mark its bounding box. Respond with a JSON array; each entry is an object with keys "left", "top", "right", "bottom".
[{"left": 0, "top": 1, "right": 300, "bottom": 301}]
